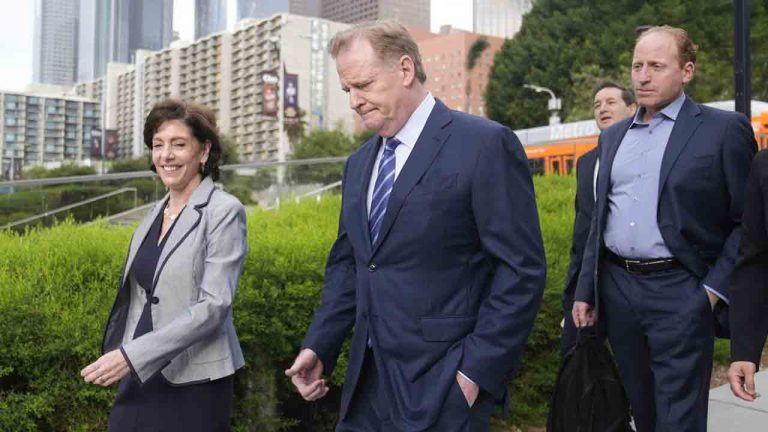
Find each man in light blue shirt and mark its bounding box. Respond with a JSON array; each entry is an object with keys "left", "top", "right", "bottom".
[{"left": 573, "top": 26, "right": 756, "bottom": 432}]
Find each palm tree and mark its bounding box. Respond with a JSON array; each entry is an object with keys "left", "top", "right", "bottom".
[{"left": 465, "top": 37, "right": 489, "bottom": 114}]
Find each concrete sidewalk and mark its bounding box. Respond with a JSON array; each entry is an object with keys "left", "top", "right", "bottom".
[{"left": 708, "top": 370, "right": 768, "bottom": 431}]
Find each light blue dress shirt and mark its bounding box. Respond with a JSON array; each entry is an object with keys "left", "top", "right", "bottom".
[
  {"left": 603, "top": 93, "right": 686, "bottom": 259},
  {"left": 603, "top": 92, "right": 724, "bottom": 301}
]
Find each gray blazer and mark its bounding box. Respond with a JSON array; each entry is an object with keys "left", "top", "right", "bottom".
[{"left": 102, "top": 177, "right": 247, "bottom": 385}]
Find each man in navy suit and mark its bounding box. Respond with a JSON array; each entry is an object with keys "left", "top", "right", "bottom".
[
  {"left": 559, "top": 82, "right": 636, "bottom": 357},
  {"left": 285, "top": 21, "right": 546, "bottom": 431},
  {"left": 572, "top": 26, "right": 756, "bottom": 431}
]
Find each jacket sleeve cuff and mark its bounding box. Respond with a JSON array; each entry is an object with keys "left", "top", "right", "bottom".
[
  {"left": 703, "top": 284, "right": 729, "bottom": 304},
  {"left": 457, "top": 361, "right": 506, "bottom": 400},
  {"left": 120, "top": 346, "right": 142, "bottom": 383},
  {"left": 457, "top": 370, "right": 477, "bottom": 385}
]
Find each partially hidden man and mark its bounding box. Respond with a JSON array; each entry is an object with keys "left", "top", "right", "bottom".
[
  {"left": 560, "top": 81, "right": 637, "bottom": 357},
  {"left": 572, "top": 26, "right": 756, "bottom": 431},
  {"left": 285, "top": 21, "right": 546, "bottom": 431}
]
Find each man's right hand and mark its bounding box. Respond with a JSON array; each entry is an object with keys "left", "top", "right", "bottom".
[
  {"left": 285, "top": 348, "right": 329, "bottom": 401},
  {"left": 728, "top": 361, "right": 759, "bottom": 402},
  {"left": 572, "top": 301, "right": 596, "bottom": 328}
]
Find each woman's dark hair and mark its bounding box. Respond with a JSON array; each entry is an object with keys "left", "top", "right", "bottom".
[{"left": 144, "top": 99, "right": 223, "bottom": 181}]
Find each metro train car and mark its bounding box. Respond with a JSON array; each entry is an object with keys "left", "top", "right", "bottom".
[{"left": 516, "top": 100, "right": 768, "bottom": 175}]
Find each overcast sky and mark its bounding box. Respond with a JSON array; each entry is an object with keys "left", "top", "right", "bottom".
[{"left": 0, "top": 0, "right": 472, "bottom": 92}]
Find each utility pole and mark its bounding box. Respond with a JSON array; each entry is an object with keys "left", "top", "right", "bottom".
[{"left": 733, "top": 0, "right": 752, "bottom": 118}]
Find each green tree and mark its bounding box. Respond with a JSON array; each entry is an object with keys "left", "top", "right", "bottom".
[
  {"left": 220, "top": 134, "right": 241, "bottom": 166},
  {"left": 285, "top": 108, "right": 308, "bottom": 149},
  {"left": 291, "top": 124, "right": 357, "bottom": 185},
  {"left": 292, "top": 123, "right": 357, "bottom": 159},
  {"left": 109, "top": 157, "right": 151, "bottom": 173},
  {"left": 486, "top": 0, "right": 768, "bottom": 129},
  {"left": 23, "top": 164, "right": 97, "bottom": 179}
]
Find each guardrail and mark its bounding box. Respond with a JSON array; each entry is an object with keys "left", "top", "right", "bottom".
[
  {"left": 2, "top": 187, "right": 138, "bottom": 230},
  {"left": 0, "top": 156, "right": 348, "bottom": 188}
]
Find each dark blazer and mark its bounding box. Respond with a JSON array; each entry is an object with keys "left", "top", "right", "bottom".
[
  {"left": 730, "top": 149, "right": 768, "bottom": 365},
  {"left": 302, "top": 99, "right": 546, "bottom": 430},
  {"left": 102, "top": 177, "right": 248, "bottom": 385},
  {"left": 561, "top": 148, "right": 598, "bottom": 354},
  {"left": 575, "top": 96, "right": 757, "bottom": 317}
]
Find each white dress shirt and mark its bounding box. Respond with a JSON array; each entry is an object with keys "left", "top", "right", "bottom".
[{"left": 366, "top": 93, "right": 435, "bottom": 215}]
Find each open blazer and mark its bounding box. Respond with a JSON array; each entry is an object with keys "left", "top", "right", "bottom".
[{"left": 102, "top": 176, "right": 247, "bottom": 385}]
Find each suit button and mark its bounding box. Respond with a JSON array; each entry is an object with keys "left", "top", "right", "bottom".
[
  {"left": 368, "top": 263, "right": 376, "bottom": 272},
  {"left": 150, "top": 296, "right": 159, "bottom": 304}
]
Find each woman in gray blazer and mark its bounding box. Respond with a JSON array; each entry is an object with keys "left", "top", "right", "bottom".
[{"left": 81, "top": 99, "right": 247, "bottom": 431}]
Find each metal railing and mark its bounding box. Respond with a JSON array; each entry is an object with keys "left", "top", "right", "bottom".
[
  {"left": 0, "top": 156, "right": 348, "bottom": 188},
  {"left": 2, "top": 187, "right": 138, "bottom": 230},
  {"left": 294, "top": 180, "right": 342, "bottom": 202}
]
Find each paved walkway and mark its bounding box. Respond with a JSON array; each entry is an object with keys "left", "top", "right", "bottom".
[{"left": 709, "top": 370, "right": 768, "bottom": 431}]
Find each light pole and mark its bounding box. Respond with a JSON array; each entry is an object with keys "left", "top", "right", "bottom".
[{"left": 523, "top": 83, "right": 562, "bottom": 125}]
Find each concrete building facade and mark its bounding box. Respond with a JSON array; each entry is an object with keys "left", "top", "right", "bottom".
[
  {"left": 82, "top": 13, "right": 353, "bottom": 163},
  {"left": 0, "top": 89, "right": 100, "bottom": 169}
]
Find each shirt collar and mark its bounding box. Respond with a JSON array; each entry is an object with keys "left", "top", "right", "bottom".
[
  {"left": 632, "top": 92, "right": 687, "bottom": 125},
  {"left": 386, "top": 92, "right": 435, "bottom": 149}
]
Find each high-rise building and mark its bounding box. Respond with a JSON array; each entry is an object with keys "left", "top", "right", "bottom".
[
  {"left": 290, "top": 0, "right": 321, "bottom": 17},
  {"left": 112, "top": 0, "right": 174, "bottom": 64},
  {"left": 239, "top": 0, "right": 290, "bottom": 19},
  {"left": 77, "top": 0, "right": 113, "bottom": 83},
  {"left": 195, "top": 0, "right": 228, "bottom": 40},
  {"left": 77, "top": 0, "right": 173, "bottom": 83},
  {"left": 473, "top": 0, "right": 533, "bottom": 39},
  {"left": 195, "top": 0, "right": 294, "bottom": 39},
  {"left": 33, "top": 0, "right": 79, "bottom": 86},
  {"left": 321, "top": 0, "right": 430, "bottom": 30}
]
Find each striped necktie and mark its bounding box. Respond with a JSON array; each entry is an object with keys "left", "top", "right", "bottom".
[{"left": 369, "top": 137, "right": 401, "bottom": 244}]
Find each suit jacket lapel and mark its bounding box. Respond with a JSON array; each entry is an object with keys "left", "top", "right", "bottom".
[
  {"left": 151, "top": 177, "right": 216, "bottom": 292},
  {"left": 371, "top": 100, "right": 452, "bottom": 253},
  {"left": 121, "top": 195, "right": 167, "bottom": 286},
  {"left": 658, "top": 98, "right": 702, "bottom": 195}
]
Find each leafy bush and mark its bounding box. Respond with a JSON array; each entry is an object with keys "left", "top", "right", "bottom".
[
  {"left": 23, "top": 164, "right": 97, "bottom": 179},
  {"left": 2, "top": 175, "right": 708, "bottom": 429}
]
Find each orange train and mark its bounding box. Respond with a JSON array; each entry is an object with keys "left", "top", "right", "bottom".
[{"left": 518, "top": 103, "right": 768, "bottom": 176}]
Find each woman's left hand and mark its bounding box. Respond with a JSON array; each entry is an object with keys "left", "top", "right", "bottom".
[{"left": 81, "top": 349, "right": 130, "bottom": 386}]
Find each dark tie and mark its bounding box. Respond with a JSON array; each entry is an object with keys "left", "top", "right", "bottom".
[{"left": 369, "top": 137, "right": 401, "bottom": 244}]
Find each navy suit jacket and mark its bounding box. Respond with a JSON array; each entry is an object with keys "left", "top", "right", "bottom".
[
  {"left": 302, "top": 99, "right": 546, "bottom": 430},
  {"left": 561, "top": 148, "right": 598, "bottom": 354},
  {"left": 575, "top": 97, "right": 756, "bottom": 318},
  {"left": 730, "top": 150, "right": 768, "bottom": 365},
  {"left": 563, "top": 149, "right": 598, "bottom": 306}
]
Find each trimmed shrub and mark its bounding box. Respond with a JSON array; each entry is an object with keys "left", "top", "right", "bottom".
[{"left": 1, "top": 175, "right": 722, "bottom": 429}]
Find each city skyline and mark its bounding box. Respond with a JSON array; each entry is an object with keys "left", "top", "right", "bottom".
[{"left": 0, "top": 0, "right": 472, "bottom": 91}]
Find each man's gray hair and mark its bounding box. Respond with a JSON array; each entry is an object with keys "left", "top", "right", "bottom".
[{"left": 329, "top": 20, "right": 427, "bottom": 84}]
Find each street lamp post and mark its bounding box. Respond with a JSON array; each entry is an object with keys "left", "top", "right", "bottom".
[{"left": 523, "top": 83, "right": 562, "bottom": 125}]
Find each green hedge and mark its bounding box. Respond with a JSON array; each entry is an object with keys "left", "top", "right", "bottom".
[{"left": 0, "top": 175, "right": 712, "bottom": 430}]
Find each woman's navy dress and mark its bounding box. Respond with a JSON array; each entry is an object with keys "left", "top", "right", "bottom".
[{"left": 108, "top": 209, "right": 235, "bottom": 432}]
